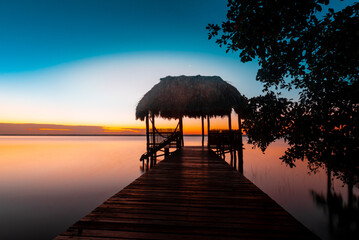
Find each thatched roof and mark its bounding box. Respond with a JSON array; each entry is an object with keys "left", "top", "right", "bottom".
[{"left": 136, "top": 75, "right": 246, "bottom": 120}]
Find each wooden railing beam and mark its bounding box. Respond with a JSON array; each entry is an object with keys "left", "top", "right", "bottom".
[
  {"left": 145, "top": 113, "right": 150, "bottom": 152},
  {"left": 201, "top": 116, "right": 204, "bottom": 147}
]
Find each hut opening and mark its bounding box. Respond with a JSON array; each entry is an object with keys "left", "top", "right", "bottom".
[{"left": 136, "top": 75, "right": 246, "bottom": 171}]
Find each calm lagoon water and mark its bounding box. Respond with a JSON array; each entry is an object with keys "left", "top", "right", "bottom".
[{"left": 0, "top": 136, "right": 357, "bottom": 240}]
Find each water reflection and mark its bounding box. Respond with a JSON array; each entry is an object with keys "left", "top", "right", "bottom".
[
  {"left": 0, "top": 136, "right": 357, "bottom": 240},
  {"left": 226, "top": 138, "right": 359, "bottom": 240},
  {"left": 0, "top": 136, "right": 145, "bottom": 240},
  {"left": 311, "top": 170, "right": 359, "bottom": 239}
]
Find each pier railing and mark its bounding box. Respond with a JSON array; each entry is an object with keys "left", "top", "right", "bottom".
[
  {"left": 140, "top": 128, "right": 182, "bottom": 169},
  {"left": 148, "top": 128, "right": 179, "bottom": 149},
  {"left": 208, "top": 130, "right": 243, "bottom": 173}
]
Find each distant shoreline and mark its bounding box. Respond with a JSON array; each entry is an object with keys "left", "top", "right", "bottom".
[{"left": 0, "top": 134, "right": 207, "bottom": 137}]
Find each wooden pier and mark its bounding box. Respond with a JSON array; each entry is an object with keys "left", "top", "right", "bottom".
[{"left": 56, "top": 147, "right": 318, "bottom": 240}]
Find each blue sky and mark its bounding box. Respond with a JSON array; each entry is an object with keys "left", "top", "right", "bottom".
[
  {"left": 0, "top": 0, "right": 261, "bottom": 130},
  {"left": 0, "top": 0, "right": 233, "bottom": 72},
  {"left": 0, "top": 0, "right": 355, "bottom": 132}
]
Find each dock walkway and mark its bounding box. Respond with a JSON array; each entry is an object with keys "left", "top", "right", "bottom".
[{"left": 56, "top": 147, "right": 318, "bottom": 239}]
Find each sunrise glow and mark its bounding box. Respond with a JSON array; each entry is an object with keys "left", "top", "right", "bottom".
[{"left": 0, "top": 53, "right": 257, "bottom": 135}]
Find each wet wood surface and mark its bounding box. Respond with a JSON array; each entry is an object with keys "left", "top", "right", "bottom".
[{"left": 56, "top": 147, "right": 318, "bottom": 240}]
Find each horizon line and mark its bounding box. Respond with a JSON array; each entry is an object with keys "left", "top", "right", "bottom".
[{"left": 0, "top": 134, "right": 248, "bottom": 137}]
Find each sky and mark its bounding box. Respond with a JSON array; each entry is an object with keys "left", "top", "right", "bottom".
[{"left": 0, "top": 0, "right": 353, "bottom": 134}]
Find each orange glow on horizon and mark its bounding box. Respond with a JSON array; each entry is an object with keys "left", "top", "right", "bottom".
[
  {"left": 102, "top": 127, "right": 142, "bottom": 133},
  {"left": 0, "top": 113, "right": 243, "bottom": 135},
  {"left": 38, "top": 128, "right": 72, "bottom": 131}
]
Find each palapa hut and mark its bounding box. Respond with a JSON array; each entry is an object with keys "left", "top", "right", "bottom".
[
  {"left": 136, "top": 75, "right": 245, "bottom": 120},
  {"left": 136, "top": 75, "right": 246, "bottom": 162}
]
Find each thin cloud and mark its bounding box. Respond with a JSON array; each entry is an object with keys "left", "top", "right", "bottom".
[{"left": 0, "top": 123, "right": 145, "bottom": 135}]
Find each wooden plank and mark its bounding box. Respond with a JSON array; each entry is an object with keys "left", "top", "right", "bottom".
[{"left": 56, "top": 147, "right": 318, "bottom": 240}]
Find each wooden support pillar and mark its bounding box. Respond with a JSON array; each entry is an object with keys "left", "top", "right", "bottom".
[
  {"left": 179, "top": 117, "right": 184, "bottom": 147},
  {"left": 201, "top": 116, "right": 204, "bottom": 147},
  {"left": 207, "top": 115, "right": 210, "bottom": 148},
  {"left": 164, "top": 148, "right": 169, "bottom": 157},
  {"left": 237, "top": 151, "right": 243, "bottom": 173},
  {"left": 176, "top": 135, "right": 181, "bottom": 150},
  {"left": 228, "top": 112, "right": 232, "bottom": 131},
  {"left": 229, "top": 112, "right": 233, "bottom": 165},
  {"left": 145, "top": 113, "right": 150, "bottom": 153},
  {"left": 233, "top": 147, "right": 237, "bottom": 170},
  {"left": 327, "top": 167, "right": 333, "bottom": 229},
  {"left": 237, "top": 114, "right": 243, "bottom": 174},
  {"left": 151, "top": 113, "right": 156, "bottom": 166}
]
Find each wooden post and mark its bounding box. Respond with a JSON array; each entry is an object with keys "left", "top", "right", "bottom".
[
  {"left": 151, "top": 113, "right": 156, "bottom": 166},
  {"left": 238, "top": 114, "right": 243, "bottom": 174},
  {"left": 327, "top": 167, "right": 333, "bottom": 229},
  {"left": 233, "top": 147, "right": 237, "bottom": 170},
  {"left": 176, "top": 135, "right": 181, "bottom": 150},
  {"left": 207, "top": 115, "right": 210, "bottom": 148},
  {"left": 229, "top": 112, "right": 233, "bottom": 165},
  {"left": 145, "top": 113, "right": 150, "bottom": 153},
  {"left": 179, "top": 117, "right": 184, "bottom": 147},
  {"left": 228, "top": 112, "right": 232, "bottom": 131},
  {"left": 201, "top": 116, "right": 204, "bottom": 147}
]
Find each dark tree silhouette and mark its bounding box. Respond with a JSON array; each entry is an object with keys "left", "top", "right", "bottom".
[
  {"left": 242, "top": 92, "right": 292, "bottom": 152},
  {"left": 208, "top": 1, "right": 359, "bottom": 184}
]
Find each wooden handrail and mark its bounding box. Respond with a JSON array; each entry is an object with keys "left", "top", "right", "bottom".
[
  {"left": 208, "top": 130, "right": 242, "bottom": 150},
  {"left": 140, "top": 131, "right": 181, "bottom": 162},
  {"left": 208, "top": 130, "right": 244, "bottom": 173}
]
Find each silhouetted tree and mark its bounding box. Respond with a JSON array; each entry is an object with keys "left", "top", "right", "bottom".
[
  {"left": 208, "top": 1, "right": 359, "bottom": 184},
  {"left": 242, "top": 92, "right": 292, "bottom": 152}
]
